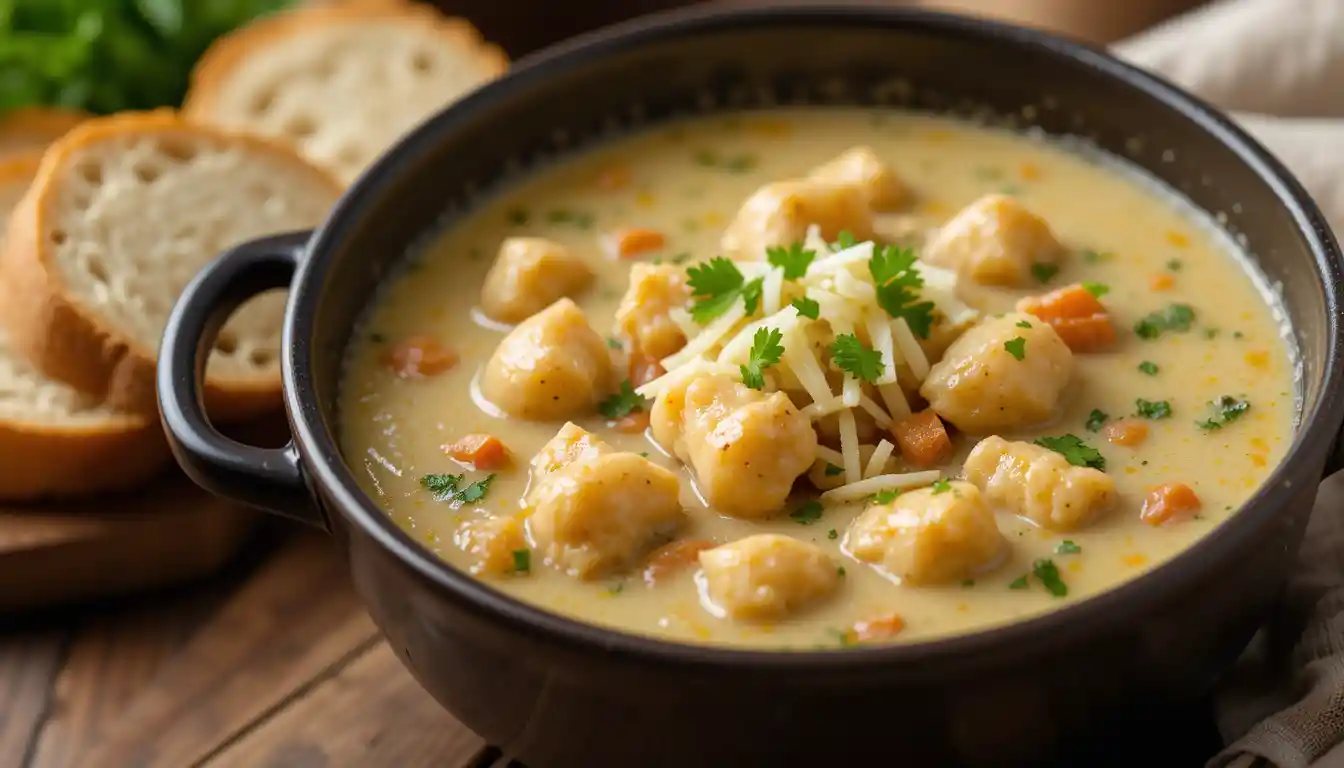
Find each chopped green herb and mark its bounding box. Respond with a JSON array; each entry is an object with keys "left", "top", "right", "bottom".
[
  {"left": 686, "top": 257, "right": 761, "bottom": 323},
  {"left": 512, "top": 549, "right": 531, "bottom": 574},
  {"left": 830, "top": 333, "right": 885, "bottom": 383},
  {"left": 1055, "top": 540, "right": 1082, "bottom": 555},
  {"left": 1030, "top": 262, "right": 1060, "bottom": 283},
  {"left": 961, "top": 579, "right": 976, "bottom": 587},
  {"left": 638, "top": 452, "right": 649, "bottom": 458},
  {"left": 694, "top": 149, "right": 757, "bottom": 172},
  {"left": 1167, "top": 259, "right": 1183, "bottom": 272},
  {"left": 870, "top": 490, "right": 900, "bottom": 504},
  {"left": 598, "top": 380, "right": 648, "bottom": 419},
  {"left": 1135, "top": 303, "right": 1196, "bottom": 339},
  {"left": 1233, "top": 331, "right": 1245, "bottom": 339},
  {"left": 606, "top": 337, "right": 623, "bottom": 350},
  {"left": 1015, "top": 320, "right": 1032, "bottom": 329},
  {"left": 1003, "top": 337, "right": 1027, "bottom": 360},
  {"left": 545, "top": 208, "right": 594, "bottom": 228},
  {"left": 1034, "top": 434, "right": 1106, "bottom": 471},
  {"left": 1204, "top": 328, "right": 1221, "bottom": 339},
  {"left": 1008, "top": 575, "right": 1030, "bottom": 590},
  {"left": 831, "top": 231, "right": 858, "bottom": 252},
  {"left": 1033, "top": 559, "right": 1068, "bottom": 597},
  {"left": 828, "top": 628, "right": 857, "bottom": 647},
  {"left": 507, "top": 208, "right": 529, "bottom": 226},
  {"left": 827, "top": 528, "right": 838, "bottom": 540},
  {"left": 1138, "top": 361, "right": 1159, "bottom": 376},
  {"left": 1196, "top": 395, "right": 1251, "bottom": 431},
  {"left": 931, "top": 478, "right": 952, "bottom": 494},
  {"left": 1085, "top": 409, "right": 1110, "bottom": 433},
  {"left": 740, "top": 327, "right": 785, "bottom": 390},
  {"left": 369, "top": 331, "right": 386, "bottom": 343},
  {"left": 607, "top": 582, "right": 625, "bottom": 595},
  {"left": 669, "top": 252, "right": 691, "bottom": 265},
  {"left": 790, "top": 500, "right": 824, "bottom": 525},
  {"left": 1135, "top": 398, "right": 1172, "bottom": 420},
  {"left": 837, "top": 566, "right": 847, "bottom": 577},
  {"left": 791, "top": 296, "right": 820, "bottom": 320},
  {"left": 1082, "top": 281, "right": 1110, "bottom": 298},
  {"left": 824, "top": 463, "right": 844, "bottom": 477},
  {"left": 454, "top": 475, "right": 496, "bottom": 504},
  {"left": 420, "top": 473, "right": 463, "bottom": 500},
  {"left": 766, "top": 242, "right": 816, "bottom": 279},
  {"left": 1081, "top": 249, "right": 1112, "bottom": 264},
  {"left": 868, "top": 245, "right": 935, "bottom": 338}
]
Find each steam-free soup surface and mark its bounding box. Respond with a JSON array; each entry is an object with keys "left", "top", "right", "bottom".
[{"left": 340, "top": 109, "right": 1294, "bottom": 649}]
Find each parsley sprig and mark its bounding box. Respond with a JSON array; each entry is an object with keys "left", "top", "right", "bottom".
[
  {"left": 1034, "top": 434, "right": 1106, "bottom": 471},
  {"left": 599, "top": 380, "right": 648, "bottom": 419},
  {"left": 686, "top": 257, "right": 763, "bottom": 324},
  {"left": 1197, "top": 395, "right": 1250, "bottom": 430},
  {"left": 741, "top": 328, "right": 784, "bottom": 390},
  {"left": 766, "top": 242, "right": 816, "bottom": 279},
  {"left": 420, "top": 473, "right": 496, "bottom": 505},
  {"left": 868, "top": 245, "right": 935, "bottom": 338},
  {"left": 829, "top": 333, "right": 884, "bottom": 383},
  {"left": 1135, "top": 303, "right": 1196, "bottom": 339}
]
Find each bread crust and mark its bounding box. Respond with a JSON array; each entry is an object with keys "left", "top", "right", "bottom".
[{"left": 0, "top": 110, "right": 343, "bottom": 422}]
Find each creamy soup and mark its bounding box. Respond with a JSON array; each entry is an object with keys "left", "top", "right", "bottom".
[{"left": 339, "top": 109, "right": 1294, "bottom": 649}]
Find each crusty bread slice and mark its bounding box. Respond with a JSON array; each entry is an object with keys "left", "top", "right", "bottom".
[
  {"left": 0, "top": 154, "right": 171, "bottom": 500},
  {"left": 183, "top": 3, "right": 507, "bottom": 183},
  {"left": 0, "top": 111, "right": 343, "bottom": 422},
  {"left": 0, "top": 108, "right": 86, "bottom": 162}
]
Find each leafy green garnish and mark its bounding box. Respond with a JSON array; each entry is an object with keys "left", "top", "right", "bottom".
[
  {"left": 1034, "top": 434, "right": 1106, "bottom": 471},
  {"left": 1203, "top": 328, "right": 1221, "bottom": 340},
  {"left": 740, "top": 327, "right": 784, "bottom": 390},
  {"left": 1134, "top": 303, "right": 1196, "bottom": 339},
  {"left": 1085, "top": 409, "right": 1109, "bottom": 433},
  {"left": 868, "top": 245, "right": 935, "bottom": 338},
  {"left": 1055, "top": 540, "right": 1081, "bottom": 555},
  {"left": 1003, "top": 337, "right": 1027, "bottom": 360},
  {"left": 507, "top": 208, "right": 529, "bottom": 226},
  {"left": 824, "top": 463, "right": 844, "bottom": 477},
  {"left": 766, "top": 242, "right": 816, "bottom": 279},
  {"left": 830, "top": 333, "right": 884, "bottom": 383},
  {"left": 420, "top": 473, "right": 463, "bottom": 500},
  {"left": 686, "top": 257, "right": 763, "bottom": 323},
  {"left": 1015, "top": 320, "right": 1032, "bottom": 329},
  {"left": 1167, "top": 259, "right": 1183, "bottom": 272},
  {"left": 831, "top": 231, "right": 858, "bottom": 252},
  {"left": 545, "top": 208, "right": 595, "bottom": 229},
  {"left": 598, "top": 380, "right": 648, "bottom": 419},
  {"left": 454, "top": 475, "right": 495, "bottom": 504},
  {"left": 1081, "top": 249, "right": 1112, "bottom": 264},
  {"left": 1135, "top": 398, "right": 1172, "bottom": 420},
  {"left": 1196, "top": 395, "right": 1251, "bottom": 431},
  {"left": 512, "top": 549, "right": 531, "bottom": 574},
  {"left": 870, "top": 490, "right": 900, "bottom": 504},
  {"left": 931, "top": 478, "right": 952, "bottom": 494},
  {"left": 1008, "top": 575, "right": 1030, "bottom": 590},
  {"left": 694, "top": 149, "right": 757, "bottom": 172},
  {"left": 1138, "top": 361, "right": 1159, "bottom": 376},
  {"left": 606, "top": 336, "right": 623, "bottom": 350},
  {"left": 790, "top": 500, "right": 824, "bottom": 525},
  {"left": 791, "top": 295, "right": 820, "bottom": 320},
  {"left": 827, "top": 528, "right": 838, "bottom": 540},
  {"left": 1082, "top": 281, "right": 1110, "bottom": 298},
  {"left": 1032, "top": 559, "right": 1068, "bottom": 597},
  {"left": 1031, "top": 262, "right": 1059, "bottom": 283}
]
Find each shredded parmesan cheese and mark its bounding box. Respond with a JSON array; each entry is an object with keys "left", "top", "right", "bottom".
[
  {"left": 820, "top": 470, "right": 943, "bottom": 503},
  {"left": 866, "top": 312, "right": 899, "bottom": 385},
  {"left": 837, "top": 409, "right": 862, "bottom": 485},
  {"left": 857, "top": 394, "right": 893, "bottom": 428},
  {"left": 892, "top": 318, "right": 930, "bottom": 380},
  {"left": 865, "top": 439, "right": 895, "bottom": 478},
  {"left": 662, "top": 300, "right": 748, "bottom": 370},
  {"left": 878, "top": 382, "right": 912, "bottom": 420}
]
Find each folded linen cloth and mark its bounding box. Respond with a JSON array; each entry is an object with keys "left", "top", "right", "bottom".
[{"left": 1115, "top": 2, "right": 1344, "bottom": 765}]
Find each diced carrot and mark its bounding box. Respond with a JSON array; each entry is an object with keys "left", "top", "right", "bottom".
[
  {"left": 1140, "top": 483, "right": 1202, "bottom": 526},
  {"left": 643, "top": 539, "right": 714, "bottom": 586},
  {"left": 445, "top": 434, "right": 509, "bottom": 470},
  {"left": 1165, "top": 231, "right": 1190, "bottom": 248},
  {"left": 1103, "top": 419, "right": 1149, "bottom": 447},
  {"left": 610, "top": 228, "right": 666, "bottom": 259},
  {"left": 382, "top": 335, "right": 458, "bottom": 378},
  {"left": 613, "top": 410, "right": 650, "bottom": 434},
  {"left": 1018, "top": 284, "right": 1107, "bottom": 324},
  {"left": 851, "top": 614, "right": 905, "bottom": 642},
  {"left": 628, "top": 351, "right": 665, "bottom": 388},
  {"left": 1150, "top": 273, "right": 1175, "bottom": 291},
  {"left": 594, "top": 165, "right": 632, "bottom": 191},
  {"left": 1050, "top": 314, "right": 1117, "bottom": 353},
  {"left": 1019, "top": 162, "right": 1040, "bottom": 181},
  {"left": 890, "top": 409, "right": 953, "bottom": 468}
]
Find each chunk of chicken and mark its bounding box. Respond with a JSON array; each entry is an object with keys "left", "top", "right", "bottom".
[
  {"left": 527, "top": 422, "right": 612, "bottom": 499},
  {"left": 527, "top": 451, "right": 683, "bottom": 579},
  {"left": 697, "top": 534, "right": 840, "bottom": 620},
  {"left": 651, "top": 374, "right": 817, "bottom": 518},
  {"left": 920, "top": 312, "right": 1073, "bottom": 433},
  {"left": 922, "top": 194, "right": 1063, "bottom": 286},
  {"left": 454, "top": 515, "right": 527, "bottom": 576},
  {"left": 845, "top": 482, "right": 1005, "bottom": 585},
  {"left": 614, "top": 263, "right": 691, "bottom": 361},
  {"left": 964, "top": 436, "right": 1116, "bottom": 531},
  {"left": 720, "top": 180, "right": 875, "bottom": 260},
  {"left": 480, "top": 237, "right": 594, "bottom": 324},
  {"left": 807, "top": 146, "right": 910, "bottom": 212},
  {"left": 480, "top": 298, "right": 614, "bottom": 421}
]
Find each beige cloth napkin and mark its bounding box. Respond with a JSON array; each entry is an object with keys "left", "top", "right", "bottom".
[{"left": 1114, "top": 2, "right": 1344, "bottom": 765}]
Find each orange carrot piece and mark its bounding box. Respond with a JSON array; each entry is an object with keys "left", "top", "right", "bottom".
[
  {"left": 614, "top": 410, "right": 650, "bottom": 434},
  {"left": 1050, "top": 315, "right": 1117, "bottom": 353},
  {"left": 890, "top": 409, "right": 953, "bottom": 468},
  {"left": 1140, "top": 483, "right": 1202, "bottom": 526},
  {"left": 1018, "top": 284, "right": 1107, "bottom": 324},
  {"left": 1103, "top": 419, "right": 1149, "bottom": 447},
  {"left": 595, "top": 165, "right": 632, "bottom": 191},
  {"left": 643, "top": 539, "right": 714, "bottom": 586},
  {"left": 851, "top": 614, "right": 906, "bottom": 642},
  {"left": 445, "top": 434, "right": 510, "bottom": 470},
  {"left": 382, "top": 335, "right": 458, "bottom": 378},
  {"left": 610, "top": 228, "right": 666, "bottom": 259},
  {"left": 1019, "top": 162, "right": 1040, "bottom": 181},
  {"left": 628, "top": 351, "right": 666, "bottom": 388},
  {"left": 1150, "top": 273, "right": 1175, "bottom": 291}
]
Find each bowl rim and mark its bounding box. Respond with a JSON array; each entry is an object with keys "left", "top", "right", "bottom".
[{"left": 284, "top": 3, "right": 1344, "bottom": 671}]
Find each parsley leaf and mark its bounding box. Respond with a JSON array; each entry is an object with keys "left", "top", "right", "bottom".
[
  {"left": 827, "top": 528, "right": 838, "bottom": 540},
  {"left": 791, "top": 295, "right": 820, "bottom": 320},
  {"left": 545, "top": 208, "right": 595, "bottom": 229},
  {"left": 598, "top": 380, "right": 648, "bottom": 419},
  {"left": 512, "top": 549, "right": 531, "bottom": 574},
  {"left": 454, "top": 474, "right": 496, "bottom": 504},
  {"left": 1015, "top": 320, "right": 1032, "bottom": 329},
  {"left": 606, "top": 336, "right": 623, "bottom": 350},
  {"left": 741, "top": 277, "right": 764, "bottom": 315},
  {"left": 1085, "top": 409, "right": 1110, "bottom": 433},
  {"left": 931, "top": 478, "right": 952, "bottom": 494},
  {"left": 686, "top": 257, "right": 745, "bottom": 323},
  {"left": 1033, "top": 559, "right": 1068, "bottom": 597},
  {"left": 789, "top": 500, "right": 824, "bottom": 525},
  {"left": 870, "top": 490, "right": 900, "bottom": 504},
  {"left": 1082, "top": 281, "right": 1110, "bottom": 298},
  {"left": 1034, "top": 434, "right": 1106, "bottom": 471},
  {"left": 766, "top": 242, "right": 816, "bottom": 279},
  {"left": 1135, "top": 398, "right": 1172, "bottom": 420},
  {"left": 831, "top": 231, "right": 858, "bottom": 252},
  {"left": 824, "top": 463, "right": 844, "bottom": 477},
  {"left": 1196, "top": 395, "right": 1251, "bottom": 431},
  {"left": 1055, "top": 540, "right": 1082, "bottom": 555},
  {"left": 740, "top": 327, "right": 784, "bottom": 390},
  {"left": 1004, "top": 337, "right": 1027, "bottom": 360},
  {"left": 868, "top": 245, "right": 935, "bottom": 338},
  {"left": 1138, "top": 361, "right": 1159, "bottom": 376},
  {"left": 830, "top": 334, "right": 884, "bottom": 383},
  {"left": 1081, "top": 249, "right": 1112, "bottom": 264},
  {"left": 1135, "top": 303, "right": 1197, "bottom": 339},
  {"left": 1031, "top": 262, "right": 1060, "bottom": 283},
  {"left": 1008, "top": 575, "right": 1030, "bottom": 590},
  {"left": 1167, "top": 259, "right": 1183, "bottom": 272},
  {"left": 420, "top": 473, "right": 463, "bottom": 500}
]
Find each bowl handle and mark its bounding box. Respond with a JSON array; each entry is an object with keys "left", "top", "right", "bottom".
[{"left": 157, "top": 231, "right": 327, "bottom": 531}]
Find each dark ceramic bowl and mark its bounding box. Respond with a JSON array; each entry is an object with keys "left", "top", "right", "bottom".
[{"left": 158, "top": 5, "right": 1344, "bottom": 766}]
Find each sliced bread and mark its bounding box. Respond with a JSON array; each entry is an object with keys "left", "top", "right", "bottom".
[
  {"left": 183, "top": 3, "right": 507, "bottom": 183},
  {"left": 0, "top": 154, "right": 171, "bottom": 500},
  {"left": 0, "top": 111, "right": 343, "bottom": 422}
]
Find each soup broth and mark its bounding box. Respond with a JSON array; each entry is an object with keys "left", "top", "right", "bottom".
[{"left": 339, "top": 109, "right": 1294, "bottom": 649}]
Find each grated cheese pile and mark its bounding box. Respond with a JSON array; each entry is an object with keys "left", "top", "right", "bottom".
[{"left": 637, "top": 226, "right": 980, "bottom": 497}]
